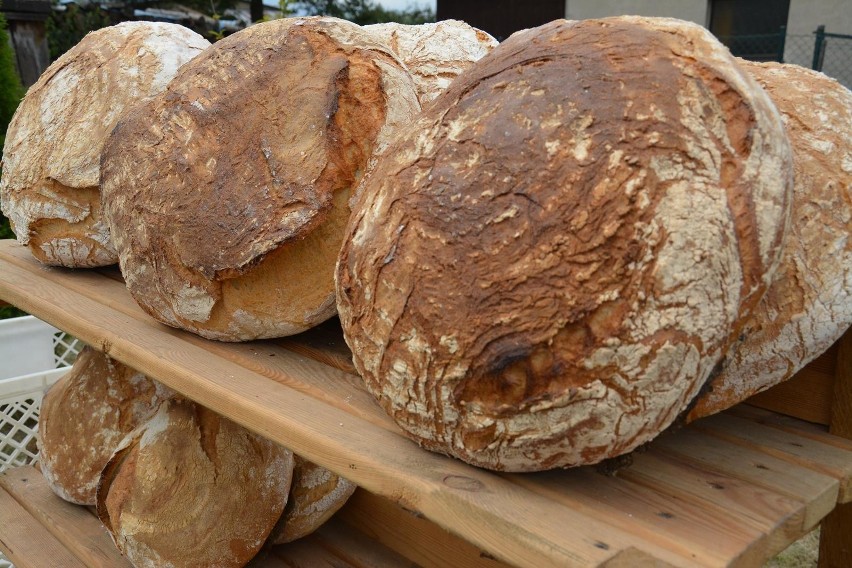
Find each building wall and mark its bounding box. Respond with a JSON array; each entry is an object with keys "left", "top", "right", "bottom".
[
  {"left": 563, "top": 0, "right": 709, "bottom": 26},
  {"left": 787, "top": 0, "right": 852, "bottom": 35}
]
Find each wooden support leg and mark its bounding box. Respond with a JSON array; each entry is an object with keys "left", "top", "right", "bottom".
[{"left": 818, "top": 330, "right": 852, "bottom": 568}]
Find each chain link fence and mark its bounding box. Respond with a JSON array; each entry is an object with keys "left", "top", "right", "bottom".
[{"left": 716, "top": 26, "right": 852, "bottom": 90}]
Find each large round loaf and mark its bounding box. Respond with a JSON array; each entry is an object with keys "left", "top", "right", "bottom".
[
  {"left": 688, "top": 62, "right": 852, "bottom": 420},
  {"left": 97, "top": 399, "right": 294, "bottom": 567},
  {"left": 38, "top": 346, "right": 173, "bottom": 505},
  {"left": 365, "top": 20, "right": 497, "bottom": 104},
  {"left": 101, "top": 17, "right": 420, "bottom": 341},
  {"left": 0, "top": 22, "right": 209, "bottom": 267},
  {"left": 269, "top": 456, "right": 356, "bottom": 544},
  {"left": 336, "top": 17, "right": 793, "bottom": 471}
]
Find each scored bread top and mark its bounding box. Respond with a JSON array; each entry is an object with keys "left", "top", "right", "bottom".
[
  {"left": 0, "top": 22, "right": 209, "bottom": 267},
  {"left": 38, "top": 346, "right": 173, "bottom": 505},
  {"left": 337, "top": 17, "right": 793, "bottom": 470},
  {"left": 689, "top": 62, "right": 852, "bottom": 420},
  {"left": 101, "top": 17, "right": 420, "bottom": 341}
]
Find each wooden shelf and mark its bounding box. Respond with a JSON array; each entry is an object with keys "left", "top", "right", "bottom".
[{"left": 2, "top": 238, "right": 852, "bottom": 568}]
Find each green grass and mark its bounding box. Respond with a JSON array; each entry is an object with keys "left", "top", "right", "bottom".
[{"left": 765, "top": 528, "right": 819, "bottom": 567}]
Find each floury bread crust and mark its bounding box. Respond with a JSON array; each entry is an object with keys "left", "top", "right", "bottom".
[
  {"left": 97, "top": 399, "right": 295, "bottom": 568},
  {"left": 365, "top": 20, "right": 497, "bottom": 105},
  {"left": 0, "top": 22, "right": 209, "bottom": 267},
  {"left": 101, "top": 17, "right": 420, "bottom": 342},
  {"left": 337, "top": 17, "right": 793, "bottom": 471},
  {"left": 38, "top": 347, "right": 173, "bottom": 505},
  {"left": 270, "top": 456, "right": 357, "bottom": 544},
  {"left": 689, "top": 62, "right": 852, "bottom": 420}
]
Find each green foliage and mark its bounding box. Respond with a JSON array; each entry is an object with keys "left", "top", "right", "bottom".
[
  {"left": 296, "top": 0, "right": 434, "bottom": 25},
  {"left": 0, "top": 11, "right": 24, "bottom": 243},
  {"left": 45, "top": 4, "right": 110, "bottom": 61},
  {"left": 0, "top": 304, "right": 26, "bottom": 319}
]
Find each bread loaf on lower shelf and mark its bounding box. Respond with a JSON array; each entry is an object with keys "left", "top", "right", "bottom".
[
  {"left": 688, "top": 61, "right": 852, "bottom": 421},
  {"left": 337, "top": 16, "right": 793, "bottom": 471},
  {"left": 97, "top": 398, "right": 295, "bottom": 568},
  {"left": 38, "top": 346, "right": 173, "bottom": 505}
]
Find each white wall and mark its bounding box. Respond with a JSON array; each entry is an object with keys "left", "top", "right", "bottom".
[
  {"left": 563, "top": 0, "right": 709, "bottom": 26},
  {"left": 784, "top": 0, "right": 852, "bottom": 85}
]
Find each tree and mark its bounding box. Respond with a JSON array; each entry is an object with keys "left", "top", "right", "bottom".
[
  {"left": 0, "top": 11, "right": 25, "bottom": 242},
  {"left": 295, "top": 0, "right": 434, "bottom": 25}
]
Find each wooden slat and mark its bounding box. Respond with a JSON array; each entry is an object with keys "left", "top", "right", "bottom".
[
  {"left": 649, "top": 427, "right": 839, "bottom": 530},
  {"left": 0, "top": 240, "right": 701, "bottom": 567},
  {"left": 306, "top": 519, "right": 420, "bottom": 568},
  {"left": 747, "top": 364, "right": 835, "bottom": 425},
  {"left": 0, "top": 486, "right": 86, "bottom": 568},
  {"left": 0, "top": 466, "right": 131, "bottom": 567},
  {"left": 337, "top": 490, "right": 512, "bottom": 568},
  {"left": 693, "top": 413, "right": 852, "bottom": 502},
  {"left": 819, "top": 329, "right": 852, "bottom": 568}
]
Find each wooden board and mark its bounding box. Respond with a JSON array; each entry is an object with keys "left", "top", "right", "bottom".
[{"left": 2, "top": 239, "right": 852, "bottom": 568}]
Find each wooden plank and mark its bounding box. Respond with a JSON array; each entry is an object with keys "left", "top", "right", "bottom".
[
  {"left": 819, "top": 329, "right": 852, "bottom": 568},
  {"left": 507, "top": 467, "right": 768, "bottom": 568},
  {"left": 0, "top": 239, "right": 703, "bottom": 568},
  {"left": 0, "top": 486, "right": 86, "bottom": 568},
  {"left": 0, "top": 466, "right": 131, "bottom": 567},
  {"left": 337, "top": 489, "right": 512, "bottom": 568},
  {"left": 693, "top": 413, "right": 852, "bottom": 503},
  {"left": 308, "top": 519, "right": 421, "bottom": 568},
  {"left": 617, "top": 451, "right": 807, "bottom": 559},
  {"left": 747, "top": 364, "right": 835, "bottom": 425},
  {"left": 650, "top": 427, "right": 839, "bottom": 530}
]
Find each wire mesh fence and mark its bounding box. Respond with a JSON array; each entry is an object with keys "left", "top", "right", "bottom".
[{"left": 715, "top": 26, "right": 852, "bottom": 90}]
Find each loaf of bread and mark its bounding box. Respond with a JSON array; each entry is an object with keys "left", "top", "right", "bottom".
[
  {"left": 269, "top": 456, "right": 356, "bottom": 544},
  {"left": 97, "top": 399, "right": 294, "bottom": 567},
  {"left": 365, "top": 20, "right": 497, "bottom": 104},
  {"left": 38, "top": 346, "right": 173, "bottom": 505},
  {"left": 337, "top": 17, "right": 793, "bottom": 471},
  {"left": 688, "top": 62, "right": 852, "bottom": 420},
  {"left": 0, "top": 22, "right": 209, "bottom": 267},
  {"left": 101, "top": 17, "right": 420, "bottom": 341}
]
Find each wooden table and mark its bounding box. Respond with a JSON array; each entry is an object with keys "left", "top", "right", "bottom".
[{"left": 1, "top": 238, "right": 851, "bottom": 568}]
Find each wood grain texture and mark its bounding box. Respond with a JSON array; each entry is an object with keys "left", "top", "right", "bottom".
[
  {"left": 819, "top": 329, "right": 852, "bottom": 568},
  {"left": 0, "top": 466, "right": 130, "bottom": 567},
  {"left": 0, "top": 486, "right": 86, "bottom": 568},
  {"left": 747, "top": 364, "right": 835, "bottom": 425},
  {"left": 2, "top": 239, "right": 852, "bottom": 568}
]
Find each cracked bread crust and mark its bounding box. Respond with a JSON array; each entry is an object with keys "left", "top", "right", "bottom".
[
  {"left": 336, "top": 17, "right": 793, "bottom": 471},
  {"left": 689, "top": 62, "right": 852, "bottom": 420},
  {"left": 0, "top": 22, "right": 209, "bottom": 267},
  {"left": 101, "top": 17, "right": 420, "bottom": 341},
  {"left": 38, "top": 347, "right": 173, "bottom": 505},
  {"left": 96, "top": 399, "right": 295, "bottom": 568},
  {"left": 366, "top": 20, "right": 497, "bottom": 105}
]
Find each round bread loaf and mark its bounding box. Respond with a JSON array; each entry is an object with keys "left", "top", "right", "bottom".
[
  {"left": 101, "top": 17, "right": 420, "bottom": 341},
  {"left": 269, "top": 456, "right": 356, "bottom": 544},
  {"left": 336, "top": 17, "right": 793, "bottom": 471},
  {"left": 365, "top": 20, "right": 497, "bottom": 104},
  {"left": 97, "top": 399, "right": 294, "bottom": 567},
  {"left": 0, "top": 22, "right": 209, "bottom": 267},
  {"left": 688, "top": 62, "right": 852, "bottom": 421},
  {"left": 38, "top": 346, "right": 173, "bottom": 505}
]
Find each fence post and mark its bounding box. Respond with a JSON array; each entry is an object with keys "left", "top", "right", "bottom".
[
  {"left": 777, "top": 25, "right": 787, "bottom": 63},
  {"left": 813, "top": 25, "right": 826, "bottom": 71}
]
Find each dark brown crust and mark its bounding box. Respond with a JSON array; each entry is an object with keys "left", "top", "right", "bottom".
[
  {"left": 337, "top": 17, "right": 792, "bottom": 470},
  {"left": 101, "top": 17, "right": 419, "bottom": 341}
]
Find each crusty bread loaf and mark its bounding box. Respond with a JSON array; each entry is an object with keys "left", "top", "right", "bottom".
[
  {"left": 269, "top": 456, "right": 356, "bottom": 544},
  {"left": 38, "top": 346, "right": 173, "bottom": 505},
  {"left": 688, "top": 62, "right": 852, "bottom": 421},
  {"left": 365, "top": 20, "right": 497, "bottom": 104},
  {"left": 0, "top": 22, "right": 209, "bottom": 267},
  {"left": 336, "top": 17, "right": 793, "bottom": 471},
  {"left": 100, "top": 17, "right": 420, "bottom": 342},
  {"left": 97, "top": 399, "right": 294, "bottom": 567}
]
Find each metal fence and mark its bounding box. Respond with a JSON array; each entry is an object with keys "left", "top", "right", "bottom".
[{"left": 716, "top": 26, "right": 852, "bottom": 90}]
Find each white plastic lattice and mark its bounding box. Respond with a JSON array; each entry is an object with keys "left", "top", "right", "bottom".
[{"left": 0, "top": 554, "right": 12, "bottom": 568}]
